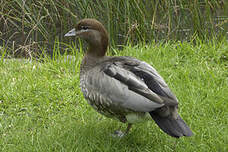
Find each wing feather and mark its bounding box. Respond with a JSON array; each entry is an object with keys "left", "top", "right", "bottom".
[{"left": 83, "top": 56, "right": 178, "bottom": 113}]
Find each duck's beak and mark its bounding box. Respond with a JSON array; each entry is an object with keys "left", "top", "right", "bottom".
[{"left": 64, "top": 28, "right": 76, "bottom": 37}]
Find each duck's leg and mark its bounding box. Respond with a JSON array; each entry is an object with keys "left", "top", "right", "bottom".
[
  {"left": 113, "top": 123, "right": 132, "bottom": 138},
  {"left": 125, "top": 123, "right": 132, "bottom": 134}
]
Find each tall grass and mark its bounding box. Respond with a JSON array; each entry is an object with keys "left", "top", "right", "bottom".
[{"left": 0, "top": 0, "right": 227, "bottom": 56}]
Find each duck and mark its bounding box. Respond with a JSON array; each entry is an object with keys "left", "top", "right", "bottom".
[{"left": 64, "top": 18, "right": 193, "bottom": 138}]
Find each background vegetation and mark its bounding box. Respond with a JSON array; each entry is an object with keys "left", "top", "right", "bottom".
[
  {"left": 0, "top": 1, "right": 227, "bottom": 151},
  {"left": 0, "top": 0, "right": 227, "bottom": 57},
  {"left": 0, "top": 41, "right": 227, "bottom": 152}
]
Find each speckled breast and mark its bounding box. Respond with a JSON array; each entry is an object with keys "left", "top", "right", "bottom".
[{"left": 80, "top": 75, "right": 129, "bottom": 123}]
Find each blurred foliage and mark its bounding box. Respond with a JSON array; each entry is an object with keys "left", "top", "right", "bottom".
[{"left": 0, "top": 0, "right": 227, "bottom": 57}]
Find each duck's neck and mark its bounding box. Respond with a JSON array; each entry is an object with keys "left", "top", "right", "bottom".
[
  {"left": 87, "top": 44, "right": 106, "bottom": 57},
  {"left": 80, "top": 44, "right": 107, "bottom": 74},
  {"left": 85, "top": 32, "right": 108, "bottom": 57}
]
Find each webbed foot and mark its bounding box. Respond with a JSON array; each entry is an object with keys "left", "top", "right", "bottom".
[
  {"left": 111, "top": 123, "right": 132, "bottom": 138},
  {"left": 112, "top": 130, "right": 125, "bottom": 138}
]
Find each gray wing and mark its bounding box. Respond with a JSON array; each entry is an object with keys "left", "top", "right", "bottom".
[
  {"left": 103, "top": 57, "right": 179, "bottom": 106},
  {"left": 83, "top": 57, "right": 178, "bottom": 112},
  {"left": 124, "top": 59, "right": 179, "bottom": 105},
  {"left": 83, "top": 66, "right": 163, "bottom": 112}
]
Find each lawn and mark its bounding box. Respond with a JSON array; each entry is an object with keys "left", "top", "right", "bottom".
[{"left": 0, "top": 41, "right": 227, "bottom": 152}]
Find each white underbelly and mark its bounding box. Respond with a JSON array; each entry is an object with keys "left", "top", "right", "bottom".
[{"left": 126, "top": 112, "right": 152, "bottom": 124}]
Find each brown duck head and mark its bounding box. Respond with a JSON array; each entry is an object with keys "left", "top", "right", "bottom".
[{"left": 65, "top": 18, "right": 109, "bottom": 57}]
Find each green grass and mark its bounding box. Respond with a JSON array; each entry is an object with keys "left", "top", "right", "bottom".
[{"left": 0, "top": 41, "right": 228, "bottom": 151}]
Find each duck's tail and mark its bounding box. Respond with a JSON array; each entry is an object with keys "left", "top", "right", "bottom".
[{"left": 149, "top": 111, "right": 193, "bottom": 138}]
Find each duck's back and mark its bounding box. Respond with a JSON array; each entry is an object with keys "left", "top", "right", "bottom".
[{"left": 79, "top": 56, "right": 179, "bottom": 123}]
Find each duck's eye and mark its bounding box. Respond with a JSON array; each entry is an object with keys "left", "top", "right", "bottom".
[{"left": 81, "top": 26, "right": 89, "bottom": 30}]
